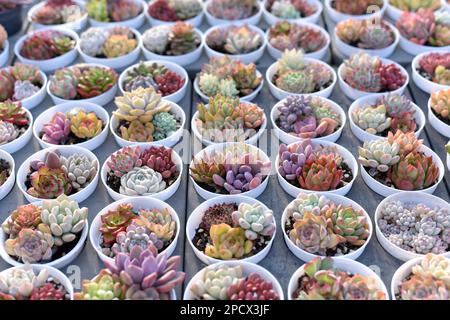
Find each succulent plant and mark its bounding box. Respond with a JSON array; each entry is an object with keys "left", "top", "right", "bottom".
[
  {"left": 336, "top": 19, "right": 395, "bottom": 49},
  {"left": 20, "top": 30, "right": 75, "bottom": 60},
  {"left": 0, "top": 70, "right": 14, "bottom": 101},
  {"left": 332, "top": 0, "right": 383, "bottom": 15},
  {"left": 208, "top": 0, "right": 257, "bottom": 20},
  {"left": 77, "top": 65, "right": 118, "bottom": 99},
  {"left": 42, "top": 112, "right": 71, "bottom": 145},
  {"left": 299, "top": 153, "right": 344, "bottom": 191},
  {"left": 358, "top": 139, "right": 401, "bottom": 172},
  {"left": 154, "top": 71, "right": 185, "bottom": 96},
  {"left": 419, "top": 53, "right": 450, "bottom": 79},
  {"left": 139, "top": 146, "right": 178, "bottom": 180},
  {"left": 100, "top": 203, "right": 135, "bottom": 246},
  {"left": 231, "top": 203, "right": 275, "bottom": 240},
  {"left": 79, "top": 27, "right": 109, "bottom": 57},
  {"left": 28, "top": 166, "right": 72, "bottom": 199},
  {"left": 228, "top": 272, "right": 280, "bottom": 300},
  {"left": 387, "top": 130, "right": 423, "bottom": 157},
  {"left": 104, "top": 245, "right": 185, "bottom": 300},
  {"left": 431, "top": 89, "right": 450, "bottom": 120},
  {"left": 396, "top": 9, "right": 436, "bottom": 45},
  {"left": 165, "top": 22, "right": 201, "bottom": 56},
  {"left": 341, "top": 52, "right": 382, "bottom": 92},
  {"left": 278, "top": 139, "right": 314, "bottom": 182},
  {"left": 39, "top": 194, "right": 88, "bottom": 246},
  {"left": 13, "top": 80, "right": 39, "bottom": 101},
  {"left": 48, "top": 67, "right": 79, "bottom": 100},
  {"left": 120, "top": 121, "right": 154, "bottom": 142},
  {"left": 121, "top": 62, "right": 169, "bottom": 92},
  {"left": 5, "top": 228, "right": 54, "bottom": 263},
  {"left": 352, "top": 104, "right": 391, "bottom": 135},
  {"left": 133, "top": 208, "right": 176, "bottom": 246},
  {"left": 87, "top": 0, "right": 142, "bottom": 22},
  {"left": 112, "top": 223, "right": 162, "bottom": 254},
  {"left": 190, "top": 150, "right": 226, "bottom": 190},
  {"left": 205, "top": 223, "right": 253, "bottom": 260},
  {"left": 74, "top": 269, "right": 126, "bottom": 300},
  {"left": 0, "top": 121, "right": 19, "bottom": 145},
  {"left": 69, "top": 109, "right": 103, "bottom": 139},
  {"left": 2, "top": 204, "right": 42, "bottom": 237},
  {"left": 142, "top": 25, "right": 171, "bottom": 55},
  {"left": 148, "top": 0, "right": 177, "bottom": 21},
  {"left": 429, "top": 12, "right": 450, "bottom": 47},
  {"left": 268, "top": 21, "right": 326, "bottom": 53},
  {"left": 390, "top": 0, "right": 442, "bottom": 12},
  {"left": 0, "top": 100, "right": 29, "bottom": 126},
  {"left": 107, "top": 146, "right": 143, "bottom": 177},
  {"left": 60, "top": 153, "right": 98, "bottom": 191},
  {"left": 102, "top": 34, "right": 137, "bottom": 58},
  {"left": 326, "top": 204, "right": 370, "bottom": 246},
  {"left": 152, "top": 112, "right": 177, "bottom": 141},
  {"left": 120, "top": 166, "right": 166, "bottom": 196},
  {"left": 206, "top": 25, "right": 262, "bottom": 55},
  {"left": 379, "top": 63, "right": 407, "bottom": 91},
  {"left": 32, "top": 0, "right": 84, "bottom": 25}
]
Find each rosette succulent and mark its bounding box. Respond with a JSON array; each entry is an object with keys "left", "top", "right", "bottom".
[
  {"left": 266, "top": 0, "right": 317, "bottom": 19},
  {"left": 431, "top": 89, "right": 450, "bottom": 120},
  {"left": 331, "top": 0, "right": 384, "bottom": 15},
  {"left": 19, "top": 29, "right": 75, "bottom": 60},
  {"left": 268, "top": 21, "right": 326, "bottom": 53},
  {"left": 148, "top": 0, "right": 202, "bottom": 21},
  {"left": 418, "top": 53, "right": 450, "bottom": 85},
  {"left": 206, "top": 25, "right": 262, "bottom": 55},
  {"left": 86, "top": 0, "right": 142, "bottom": 23},
  {"left": 207, "top": 0, "right": 258, "bottom": 20},
  {"left": 31, "top": 0, "right": 85, "bottom": 25},
  {"left": 336, "top": 19, "right": 395, "bottom": 49}
]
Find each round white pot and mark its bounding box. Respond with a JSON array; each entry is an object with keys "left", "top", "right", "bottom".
[
  {"left": 333, "top": 20, "right": 400, "bottom": 58},
  {"left": 190, "top": 142, "right": 271, "bottom": 200},
  {"left": 266, "top": 22, "right": 330, "bottom": 60},
  {"left": 338, "top": 58, "right": 409, "bottom": 100},
  {"left": 204, "top": 25, "right": 267, "bottom": 64},
  {"left": 266, "top": 59, "right": 337, "bottom": 100},
  {"left": 263, "top": 0, "right": 322, "bottom": 25},
  {"left": 47, "top": 63, "right": 118, "bottom": 106},
  {"left": 110, "top": 100, "right": 186, "bottom": 148},
  {"left": 118, "top": 60, "right": 188, "bottom": 103},
  {"left": 399, "top": 33, "right": 450, "bottom": 56},
  {"left": 282, "top": 194, "right": 372, "bottom": 262},
  {"left": 28, "top": 0, "right": 88, "bottom": 32},
  {"left": 361, "top": 145, "right": 444, "bottom": 197},
  {"left": 447, "top": 148, "right": 450, "bottom": 173},
  {"left": 287, "top": 257, "right": 388, "bottom": 300},
  {"left": 191, "top": 106, "right": 267, "bottom": 146},
  {"left": 412, "top": 52, "right": 450, "bottom": 94},
  {"left": 375, "top": 191, "right": 450, "bottom": 262},
  {"left": 101, "top": 144, "right": 183, "bottom": 202},
  {"left": 17, "top": 145, "right": 100, "bottom": 203},
  {"left": 271, "top": 96, "right": 346, "bottom": 144},
  {"left": 33, "top": 101, "right": 110, "bottom": 151},
  {"left": 386, "top": 0, "right": 444, "bottom": 22},
  {"left": 390, "top": 257, "right": 424, "bottom": 300},
  {"left": 14, "top": 28, "right": 79, "bottom": 73},
  {"left": 186, "top": 195, "right": 276, "bottom": 265},
  {"left": 0, "top": 150, "right": 15, "bottom": 201},
  {"left": 146, "top": 0, "right": 204, "bottom": 27},
  {"left": 0, "top": 264, "right": 74, "bottom": 299},
  {"left": 276, "top": 140, "right": 358, "bottom": 197},
  {"left": 428, "top": 95, "right": 450, "bottom": 138},
  {"left": 89, "top": 197, "right": 180, "bottom": 264},
  {"left": 0, "top": 40, "right": 9, "bottom": 68},
  {"left": 183, "top": 260, "right": 284, "bottom": 300},
  {"left": 0, "top": 108, "right": 33, "bottom": 154},
  {"left": 193, "top": 71, "right": 264, "bottom": 103},
  {"left": 141, "top": 29, "right": 204, "bottom": 66},
  {"left": 348, "top": 94, "right": 425, "bottom": 142},
  {"left": 88, "top": 0, "right": 147, "bottom": 29},
  {"left": 78, "top": 27, "right": 142, "bottom": 70},
  {"left": 325, "top": 0, "right": 387, "bottom": 23},
  {"left": 204, "top": 0, "right": 263, "bottom": 26},
  {"left": 0, "top": 213, "right": 89, "bottom": 269}
]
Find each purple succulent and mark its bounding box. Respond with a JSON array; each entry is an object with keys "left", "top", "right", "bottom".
[
  {"left": 277, "top": 96, "right": 314, "bottom": 133},
  {"left": 104, "top": 244, "right": 185, "bottom": 300},
  {"left": 278, "top": 139, "right": 314, "bottom": 181},
  {"left": 30, "top": 151, "right": 61, "bottom": 171},
  {"left": 42, "top": 112, "right": 71, "bottom": 145}
]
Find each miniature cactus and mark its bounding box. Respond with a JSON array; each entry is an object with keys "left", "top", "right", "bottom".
[
  {"left": 205, "top": 223, "right": 253, "bottom": 260},
  {"left": 231, "top": 203, "right": 275, "bottom": 240},
  {"left": 119, "top": 166, "right": 166, "bottom": 196},
  {"left": 60, "top": 154, "right": 98, "bottom": 191}
]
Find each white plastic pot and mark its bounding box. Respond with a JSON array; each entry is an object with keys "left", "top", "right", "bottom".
[
  {"left": 190, "top": 142, "right": 271, "bottom": 200},
  {"left": 266, "top": 59, "right": 337, "bottom": 100},
  {"left": 17, "top": 145, "right": 100, "bottom": 203},
  {"left": 428, "top": 94, "right": 450, "bottom": 138},
  {"left": 262, "top": 0, "right": 322, "bottom": 25},
  {"left": 110, "top": 100, "right": 186, "bottom": 148},
  {"left": 271, "top": 96, "right": 346, "bottom": 144},
  {"left": 0, "top": 150, "right": 15, "bottom": 201},
  {"left": 0, "top": 108, "right": 33, "bottom": 154},
  {"left": 375, "top": 191, "right": 450, "bottom": 262},
  {"left": 191, "top": 105, "right": 267, "bottom": 146},
  {"left": 0, "top": 213, "right": 89, "bottom": 269},
  {"left": 412, "top": 52, "right": 450, "bottom": 94},
  {"left": 325, "top": 0, "right": 387, "bottom": 23},
  {"left": 47, "top": 63, "right": 118, "bottom": 106},
  {"left": 0, "top": 264, "right": 74, "bottom": 299},
  {"left": 348, "top": 94, "right": 425, "bottom": 142},
  {"left": 141, "top": 29, "right": 204, "bottom": 66},
  {"left": 361, "top": 145, "right": 445, "bottom": 197},
  {"left": 78, "top": 27, "right": 142, "bottom": 70},
  {"left": 338, "top": 58, "right": 409, "bottom": 100},
  {"left": 33, "top": 102, "right": 110, "bottom": 151},
  {"left": 287, "top": 257, "right": 388, "bottom": 300},
  {"left": 204, "top": 0, "right": 263, "bottom": 26},
  {"left": 118, "top": 60, "right": 189, "bottom": 103},
  {"left": 204, "top": 25, "right": 266, "bottom": 64},
  {"left": 88, "top": 0, "right": 147, "bottom": 29},
  {"left": 390, "top": 257, "right": 423, "bottom": 300},
  {"left": 276, "top": 140, "right": 358, "bottom": 197},
  {"left": 399, "top": 33, "right": 450, "bottom": 56},
  {"left": 183, "top": 260, "right": 284, "bottom": 300},
  {"left": 89, "top": 197, "right": 180, "bottom": 264},
  {"left": 14, "top": 28, "right": 79, "bottom": 73},
  {"left": 28, "top": 0, "right": 88, "bottom": 31},
  {"left": 386, "top": 0, "right": 444, "bottom": 22},
  {"left": 0, "top": 40, "right": 9, "bottom": 68},
  {"left": 333, "top": 20, "right": 400, "bottom": 58},
  {"left": 447, "top": 146, "right": 450, "bottom": 173},
  {"left": 101, "top": 144, "right": 183, "bottom": 202},
  {"left": 266, "top": 22, "right": 330, "bottom": 60},
  {"left": 193, "top": 71, "right": 264, "bottom": 103},
  {"left": 282, "top": 194, "right": 372, "bottom": 262},
  {"left": 146, "top": 0, "right": 204, "bottom": 27},
  {"left": 186, "top": 195, "right": 276, "bottom": 265}
]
